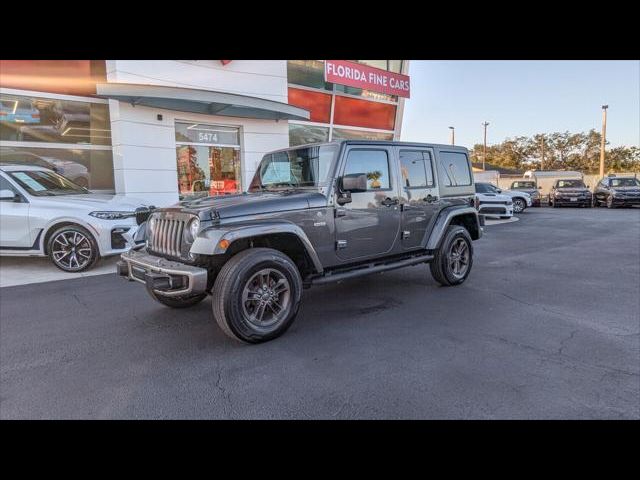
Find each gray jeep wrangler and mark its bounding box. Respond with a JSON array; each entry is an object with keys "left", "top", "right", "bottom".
[{"left": 118, "top": 140, "right": 483, "bottom": 343}]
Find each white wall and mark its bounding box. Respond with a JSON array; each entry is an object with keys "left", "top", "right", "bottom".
[{"left": 105, "top": 61, "right": 290, "bottom": 206}]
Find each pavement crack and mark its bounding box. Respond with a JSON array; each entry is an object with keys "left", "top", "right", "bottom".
[{"left": 557, "top": 329, "right": 579, "bottom": 356}]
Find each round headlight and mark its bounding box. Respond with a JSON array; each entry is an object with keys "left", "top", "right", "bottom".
[{"left": 187, "top": 217, "right": 200, "bottom": 242}]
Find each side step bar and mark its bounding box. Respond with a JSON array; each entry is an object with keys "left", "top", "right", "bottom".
[{"left": 310, "top": 253, "right": 434, "bottom": 286}]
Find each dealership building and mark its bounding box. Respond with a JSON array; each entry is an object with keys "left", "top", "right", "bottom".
[{"left": 0, "top": 60, "right": 410, "bottom": 206}]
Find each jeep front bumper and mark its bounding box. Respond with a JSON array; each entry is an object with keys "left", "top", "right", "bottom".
[{"left": 118, "top": 249, "right": 207, "bottom": 297}]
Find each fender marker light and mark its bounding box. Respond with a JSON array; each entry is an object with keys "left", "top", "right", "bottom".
[{"left": 218, "top": 239, "right": 230, "bottom": 250}]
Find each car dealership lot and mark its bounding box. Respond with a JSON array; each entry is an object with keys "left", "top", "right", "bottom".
[{"left": 0, "top": 208, "right": 638, "bottom": 419}]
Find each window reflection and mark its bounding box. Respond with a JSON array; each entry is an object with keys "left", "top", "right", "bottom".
[
  {"left": 0, "top": 146, "right": 114, "bottom": 190},
  {"left": 0, "top": 94, "right": 111, "bottom": 145},
  {"left": 289, "top": 123, "right": 330, "bottom": 146}
]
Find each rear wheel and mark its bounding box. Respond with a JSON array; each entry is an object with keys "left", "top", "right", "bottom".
[
  {"left": 430, "top": 225, "right": 473, "bottom": 286},
  {"left": 212, "top": 248, "right": 302, "bottom": 343},
  {"left": 47, "top": 224, "right": 99, "bottom": 272}
]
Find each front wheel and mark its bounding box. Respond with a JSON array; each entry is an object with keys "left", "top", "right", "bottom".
[
  {"left": 512, "top": 198, "right": 526, "bottom": 213},
  {"left": 212, "top": 248, "right": 302, "bottom": 343},
  {"left": 47, "top": 224, "right": 99, "bottom": 272},
  {"left": 430, "top": 225, "right": 473, "bottom": 286}
]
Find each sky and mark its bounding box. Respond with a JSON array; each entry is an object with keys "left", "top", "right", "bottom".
[{"left": 400, "top": 61, "right": 640, "bottom": 149}]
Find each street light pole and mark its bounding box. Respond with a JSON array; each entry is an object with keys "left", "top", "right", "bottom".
[
  {"left": 482, "top": 122, "right": 490, "bottom": 170},
  {"left": 599, "top": 105, "right": 608, "bottom": 178},
  {"left": 449, "top": 126, "right": 455, "bottom": 145},
  {"left": 540, "top": 134, "right": 545, "bottom": 170}
]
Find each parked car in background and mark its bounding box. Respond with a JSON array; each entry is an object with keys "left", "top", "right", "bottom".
[
  {"left": 476, "top": 182, "right": 531, "bottom": 213},
  {"left": 523, "top": 170, "right": 583, "bottom": 202},
  {"left": 0, "top": 98, "right": 40, "bottom": 123},
  {"left": 509, "top": 180, "right": 541, "bottom": 206},
  {"left": 593, "top": 175, "right": 640, "bottom": 208},
  {"left": 549, "top": 179, "right": 592, "bottom": 207},
  {"left": 0, "top": 165, "right": 152, "bottom": 272},
  {"left": 475, "top": 183, "right": 513, "bottom": 219}
]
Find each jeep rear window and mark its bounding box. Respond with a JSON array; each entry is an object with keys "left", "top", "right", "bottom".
[{"left": 438, "top": 151, "right": 472, "bottom": 187}]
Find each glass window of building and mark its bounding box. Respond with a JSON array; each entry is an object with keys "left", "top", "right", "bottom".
[
  {"left": 287, "top": 60, "right": 333, "bottom": 91},
  {"left": 0, "top": 146, "right": 114, "bottom": 190},
  {"left": 289, "top": 123, "right": 330, "bottom": 146},
  {"left": 333, "top": 96, "right": 396, "bottom": 131},
  {"left": 331, "top": 128, "right": 394, "bottom": 141},
  {"left": 0, "top": 93, "right": 111, "bottom": 145},
  {"left": 288, "top": 88, "right": 332, "bottom": 123},
  {"left": 175, "top": 122, "right": 241, "bottom": 199}
]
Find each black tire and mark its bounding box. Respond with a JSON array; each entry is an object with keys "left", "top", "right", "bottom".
[
  {"left": 512, "top": 197, "right": 526, "bottom": 213},
  {"left": 47, "top": 224, "right": 99, "bottom": 272},
  {"left": 147, "top": 289, "right": 207, "bottom": 308},
  {"left": 212, "top": 248, "right": 302, "bottom": 344},
  {"left": 592, "top": 196, "right": 599, "bottom": 207},
  {"left": 500, "top": 216, "right": 511, "bottom": 219},
  {"left": 429, "top": 225, "right": 473, "bottom": 287}
]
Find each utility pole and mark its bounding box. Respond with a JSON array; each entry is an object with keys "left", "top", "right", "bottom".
[
  {"left": 449, "top": 126, "right": 455, "bottom": 145},
  {"left": 482, "top": 122, "right": 490, "bottom": 170},
  {"left": 540, "top": 135, "right": 545, "bottom": 170},
  {"left": 599, "top": 105, "right": 608, "bottom": 177}
]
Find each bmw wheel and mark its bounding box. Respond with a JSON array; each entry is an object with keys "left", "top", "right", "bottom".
[{"left": 48, "top": 225, "right": 99, "bottom": 272}]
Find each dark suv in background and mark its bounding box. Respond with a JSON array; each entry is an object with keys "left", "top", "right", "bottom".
[
  {"left": 549, "top": 179, "right": 592, "bottom": 208},
  {"left": 593, "top": 175, "right": 640, "bottom": 208}
]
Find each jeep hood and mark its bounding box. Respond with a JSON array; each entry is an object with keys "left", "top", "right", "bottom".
[{"left": 171, "top": 190, "right": 328, "bottom": 219}]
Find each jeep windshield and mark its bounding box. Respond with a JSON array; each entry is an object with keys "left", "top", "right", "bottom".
[
  {"left": 8, "top": 170, "right": 89, "bottom": 196},
  {"left": 556, "top": 180, "right": 585, "bottom": 188},
  {"left": 611, "top": 178, "right": 640, "bottom": 187},
  {"left": 249, "top": 144, "right": 338, "bottom": 192}
]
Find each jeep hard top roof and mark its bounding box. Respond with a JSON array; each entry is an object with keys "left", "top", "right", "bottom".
[{"left": 271, "top": 140, "right": 469, "bottom": 155}]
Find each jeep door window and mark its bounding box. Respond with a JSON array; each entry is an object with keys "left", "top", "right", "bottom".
[
  {"left": 343, "top": 149, "right": 391, "bottom": 190},
  {"left": 8, "top": 170, "right": 88, "bottom": 196},
  {"left": 253, "top": 144, "right": 338, "bottom": 190},
  {"left": 399, "top": 150, "right": 433, "bottom": 188},
  {"left": 438, "top": 151, "right": 472, "bottom": 187}
]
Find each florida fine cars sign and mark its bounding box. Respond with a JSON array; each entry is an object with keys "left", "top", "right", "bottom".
[{"left": 324, "top": 60, "right": 410, "bottom": 98}]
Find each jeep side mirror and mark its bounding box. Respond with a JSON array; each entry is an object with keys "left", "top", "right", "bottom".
[
  {"left": 340, "top": 173, "right": 367, "bottom": 193},
  {"left": 0, "top": 189, "right": 17, "bottom": 202}
]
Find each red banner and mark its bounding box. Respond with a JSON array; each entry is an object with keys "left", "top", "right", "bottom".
[{"left": 324, "top": 60, "right": 410, "bottom": 98}]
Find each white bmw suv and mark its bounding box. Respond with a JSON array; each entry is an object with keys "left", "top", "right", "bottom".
[
  {"left": 474, "top": 182, "right": 514, "bottom": 219},
  {"left": 0, "top": 165, "right": 152, "bottom": 272}
]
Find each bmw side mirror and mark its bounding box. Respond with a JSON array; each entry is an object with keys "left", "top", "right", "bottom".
[
  {"left": 0, "top": 189, "right": 17, "bottom": 202},
  {"left": 496, "top": 189, "right": 502, "bottom": 193},
  {"left": 340, "top": 173, "right": 367, "bottom": 193}
]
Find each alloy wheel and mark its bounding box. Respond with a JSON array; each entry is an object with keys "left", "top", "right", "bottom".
[
  {"left": 241, "top": 268, "right": 291, "bottom": 328},
  {"left": 51, "top": 230, "right": 93, "bottom": 271},
  {"left": 448, "top": 238, "right": 470, "bottom": 280},
  {"left": 513, "top": 198, "right": 525, "bottom": 213}
]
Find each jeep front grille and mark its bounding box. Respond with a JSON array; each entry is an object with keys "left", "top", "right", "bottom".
[{"left": 148, "top": 216, "right": 187, "bottom": 258}]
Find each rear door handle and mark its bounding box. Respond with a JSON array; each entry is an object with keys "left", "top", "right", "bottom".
[
  {"left": 424, "top": 195, "right": 439, "bottom": 203},
  {"left": 381, "top": 197, "right": 398, "bottom": 207}
]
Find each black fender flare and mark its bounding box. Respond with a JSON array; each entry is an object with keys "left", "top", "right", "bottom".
[
  {"left": 423, "top": 206, "right": 482, "bottom": 250},
  {"left": 190, "top": 220, "right": 324, "bottom": 274}
]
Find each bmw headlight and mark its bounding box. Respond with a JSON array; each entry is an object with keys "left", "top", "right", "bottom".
[
  {"left": 89, "top": 211, "right": 135, "bottom": 220},
  {"left": 185, "top": 217, "right": 200, "bottom": 243}
]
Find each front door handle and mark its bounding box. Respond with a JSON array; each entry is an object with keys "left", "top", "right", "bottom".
[{"left": 381, "top": 197, "right": 398, "bottom": 207}]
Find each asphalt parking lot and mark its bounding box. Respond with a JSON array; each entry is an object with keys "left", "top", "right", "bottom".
[{"left": 1, "top": 207, "right": 638, "bottom": 419}]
